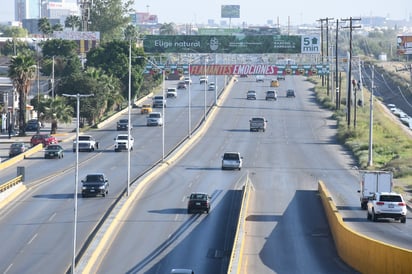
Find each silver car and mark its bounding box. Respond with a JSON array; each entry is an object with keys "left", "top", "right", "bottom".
[{"left": 221, "top": 152, "right": 243, "bottom": 170}]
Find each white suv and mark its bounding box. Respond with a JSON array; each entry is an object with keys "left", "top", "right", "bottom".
[
  {"left": 146, "top": 112, "right": 163, "bottom": 126},
  {"left": 367, "top": 192, "right": 407, "bottom": 223},
  {"left": 114, "top": 134, "right": 134, "bottom": 152}
]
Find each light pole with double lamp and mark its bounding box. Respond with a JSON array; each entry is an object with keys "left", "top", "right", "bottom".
[{"left": 62, "top": 92, "right": 94, "bottom": 274}]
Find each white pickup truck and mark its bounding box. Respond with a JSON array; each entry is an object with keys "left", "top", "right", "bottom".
[
  {"left": 73, "top": 135, "right": 99, "bottom": 152},
  {"left": 114, "top": 134, "right": 134, "bottom": 152}
]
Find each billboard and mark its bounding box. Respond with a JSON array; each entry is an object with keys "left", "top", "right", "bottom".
[
  {"left": 143, "top": 35, "right": 320, "bottom": 54},
  {"left": 397, "top": 35, "right": 412, "bottom": 55},
  {"left": 221, "top": 5, "right": 240, "bottom": 18}
]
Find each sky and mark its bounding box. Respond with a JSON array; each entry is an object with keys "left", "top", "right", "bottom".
[{"left": 0, "top": 0, "right": 410, "bottom": 26}]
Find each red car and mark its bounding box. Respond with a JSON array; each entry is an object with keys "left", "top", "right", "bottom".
[{"left": 30, "top": 134, "right": 58, "bottom": 147}]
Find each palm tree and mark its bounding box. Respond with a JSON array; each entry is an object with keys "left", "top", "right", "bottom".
[
  {"left": 159, "top": 23, "right": 177, "bottom": 35},
  {"left": 43, "top": 96, "right": 73, "bottom": 134},
  {"left": 8, "top": 54, "right": 36, "bottom": 136},
  {"left": 65, "top": 15, "right": 81, "bottom": 31},
  {"left": 38, "top": 17, "right": 52, "bottom": 37}
]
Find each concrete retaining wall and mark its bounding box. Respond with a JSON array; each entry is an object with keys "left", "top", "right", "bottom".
[{"left": 318, "top": 181, "right": 412, "bottom": 274}]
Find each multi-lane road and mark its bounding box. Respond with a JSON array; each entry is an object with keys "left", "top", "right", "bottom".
[{"left": 1, "top": 74, "right": 411, "bottom": 274}]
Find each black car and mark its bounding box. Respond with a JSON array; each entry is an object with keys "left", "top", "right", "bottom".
[
  {"left": 25, "top": 119, "right": 40, "bottom": 132},
  {"left": 286, "top": 89, "right": 296, "bottom": 97},
  {"left": 81, "top": 173, "right": 109, "bottom": 197},
  {"left": 44, "top": 144, "right": 64, "bottom": 159},
  {"left": 117, "top": 119, "right": 130, "bottom": 131},
  {"left": 187, "top": 192, "right": 211, "bottom": 214}
]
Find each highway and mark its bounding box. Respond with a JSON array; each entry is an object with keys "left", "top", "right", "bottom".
[
  {"left": 0, "top": 76, "right": 225, "bottom": 274},
  {"left": 92, "top": 75, "right": 360, "bottom": 273},
  {"left": 1, "top": 74, "right": 411, "bottom": 274}
]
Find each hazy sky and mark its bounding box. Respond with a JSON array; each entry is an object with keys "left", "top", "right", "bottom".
[{"left": 0, "top": 0, "right": 410, "bottom": 25}]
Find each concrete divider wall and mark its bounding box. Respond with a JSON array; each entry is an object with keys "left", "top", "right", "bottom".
[
  {"left": 318, "top": 181, "right": 412, "bottom": 274},
  {"left": 0, "top": 144, "right": 43, "bottom": 171}
]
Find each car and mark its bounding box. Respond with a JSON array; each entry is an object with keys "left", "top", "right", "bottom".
[
  {"left": 171, "top": 269, "right": 194, "bottom": 274},
  {"left": 286, "top": 89, "right": 296, "bottom": 97},
  {"left": 184, "top": 76, "right": 192, "bottom": 85},
  {"left": 270, "top": 79, "right": 280, "bottom": 87},
  {"left": 9, "top": 142, "right": 28, "bottom": 158},
  {"left": 167, "top": 88, "right": 178, "bottom": 98},
  {"left": 114, "top": 134, "right": 134, "bottom": 152},
  {"left": 240, "top": 74, "right": 248, "bottom": 78},
  {"left": 256, "top": 75, "right": 264, "bottom": 82},
  {"left": 117, "top": 119, "right": 131, "bottom": 131},
  {"left": 25, "top": 119, "right": 40, "bottom": 132},
  {"left": 177, "top": 81, "right": 187, "bottom": 89},
  {"left": 249, "top": 117, "right": 267, "bottom": 132},
  {"left": 140, "top": 104, "right": 153, "bottom": 114},
  {"left": 146, "top": 112, "right": 163, "bottom": 126},
  {"left": 73, "top": 135, "right": 99, "bottom": 152},
  {"left": 367, "top": 192, "right": 407, "bottom": 223},
  {"left": 265, "top": 90, "right": 277, "bottom": 101},
  {"left": 30, "top": 134, "right": 58, "bottom": 147},
  {"left": 277, "top": 75, "right": 286, "bottom": 80},
  {"left": 199, "top": 76, "right": 208, "bottom": 84},
  {"left": 208, "top": 82, "right": 216, "bottom": 91},
  {"left": 44, "top": 144, "right": 64, "bottom": 159},
  {"left": 246, "top": 90, "right": 257, "bottom": 100},
  {"left": 187, "top": 192, "right": 211, "bottom": 214},
  {"left": 152, "top": 95, "right": 167, "bottom": 108},
  {"left": 81, "top": 173, "right": 109, "bottom": 198},
  {"left": 221, "top": 152, "right": 243, "bottom": 170}
]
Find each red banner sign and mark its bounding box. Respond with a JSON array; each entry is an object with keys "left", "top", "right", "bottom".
[{"left": 189, "top": 64, "right": 279, "bottom": 75}]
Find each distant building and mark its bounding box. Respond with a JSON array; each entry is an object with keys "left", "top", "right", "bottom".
[{"left": 14, "top": 0, "right": 79, "bottom": 22}]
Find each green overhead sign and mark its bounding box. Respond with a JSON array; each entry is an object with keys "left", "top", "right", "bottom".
[{"left": 143, "top": 35, "right": 320, "bottom": 54}]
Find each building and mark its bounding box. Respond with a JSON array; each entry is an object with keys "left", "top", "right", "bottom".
[{"left": 14, "top": 0, "right": 79, "bottom": 22}]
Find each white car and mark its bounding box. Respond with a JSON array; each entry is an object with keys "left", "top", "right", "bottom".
[
  {"left": 146, "top": 112, "right": 163, "bottom": 126},
  {"left": 367, "top": 192, "right": 407, "bottom": 223},
  {"left": 166, "top": 88, "right": 177, "bottom": 98},
  {"left": 114, "top": 134, "right": 134, "bottom": 152},
  {"left": 221, "top": 152, "right": 243, "bottom": 170}
]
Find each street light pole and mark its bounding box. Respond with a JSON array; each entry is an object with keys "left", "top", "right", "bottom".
[
  {"left": 127, "top": 41, "right": 132, "bottom": 196},
  {"left": 63, "top": 93, "right": 93, "bottom": 274},
  {"left": 367, "top": 66, "right": 374, "bottom": 167},
  {"left": 204, "top": 56, "right": 207, "bottom": 122}
]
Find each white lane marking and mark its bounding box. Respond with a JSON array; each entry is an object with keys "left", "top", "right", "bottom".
[
  {"left": 48, "top": 212, "right": 57, "bottom": 222},
  {"left": 27, "top": 233, "right": 38, "bottom": 245}
]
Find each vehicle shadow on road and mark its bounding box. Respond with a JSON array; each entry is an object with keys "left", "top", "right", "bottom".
[{"left": 148, "top": 208, "right": 187, "bottom": 214}]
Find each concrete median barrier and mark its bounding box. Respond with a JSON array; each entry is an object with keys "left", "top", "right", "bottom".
[{"left": 318, "top": 180, "right": 412, "bottom": 274}]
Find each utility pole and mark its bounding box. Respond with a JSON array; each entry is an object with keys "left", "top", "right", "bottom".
[
  {"left": 341, "top": 17, "right": 361, "bottom": 128},
  {"left": 368, "top": 66, "right": 374, "bottom": 167},
  {"left": 325, "top": 18, "right": 334, "bottom": 96},
  {"left": 317, "top": 18, "right": 325, "bottom": 87},
  {"left": 335, "top": 19, "right": 340, "bottom": 109}
]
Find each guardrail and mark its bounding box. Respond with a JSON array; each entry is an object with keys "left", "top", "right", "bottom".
[{"left": 0, "top": 175, "right": 23, "bottom": 193}]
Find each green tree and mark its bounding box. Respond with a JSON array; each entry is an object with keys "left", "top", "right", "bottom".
[
  {"left": 52, "top": 23, "right": 63, "bottom": 32},
  {"left": 86, "top": 40, "right": 146, "bottom": 100},
  {"left": 124, "top": 24, "right": 138, "bottom": 41},
  {"left": 65, "top": 15, "right": 81, "bottom": 31},
  {"left": 89, "top": 0, "right": 134, "bottom": 42},
  {"left": 40, "top": 39, "right": 81, "bottom": 78},
  {"left": 38, "top": 17, "right": 52, "bottom": 37},
  {"left": 159, "top": 23, "right": 178, "bottom": 35},
  {"left": 1, "top": 39, "right": 32, "bottom": 56},
  {"left": 8, "top": 54, "right": 36, "bottom": 136},
  {"left": 0, "top": 25, "right": 28, "bottom": 37},
  {"left": 43, "top": 96, "right": 73, "bottom": 134}
]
